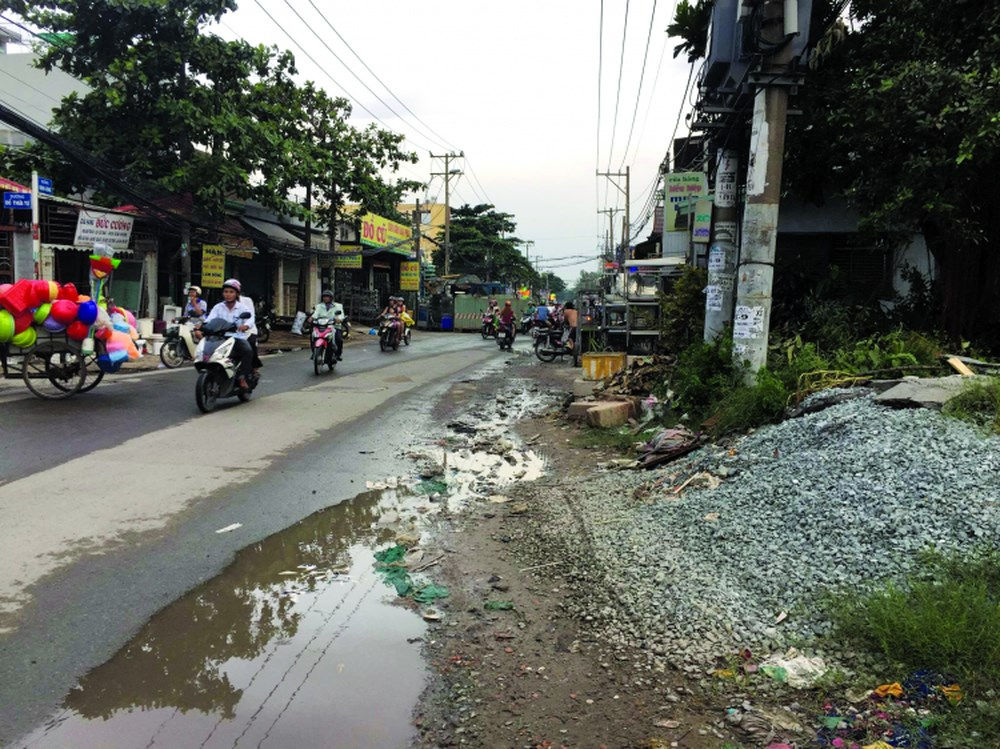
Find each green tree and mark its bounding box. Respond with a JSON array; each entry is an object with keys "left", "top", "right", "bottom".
[
  {"left": 1, "top": 0, "right": 418, "bottom": 224},
  {"left": 571, "top": 269, "right": 604, "bottom": 293},
  {"left": 433, "top": 203, "right": 539, "bottom": 286}
]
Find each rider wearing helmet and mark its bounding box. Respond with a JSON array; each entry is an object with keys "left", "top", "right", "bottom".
[
  {"left": 307, "top": 289, "right": 345, "bottom": 360},
  {"left": 184, "top": 285, "right": 207, "bottom": 321},
  {"left": 202, "top": 278, "right": 255, "bottom": 388},
  {"left": 498, "top": 299, "right": 516, "bottom": 345}
]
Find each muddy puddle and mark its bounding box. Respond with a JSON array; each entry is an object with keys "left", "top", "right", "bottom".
[
  {"left": 20, "top": 489, "right": 428, "bottom": 749},
  {"left": 19, "top": 375, "right": 557, "bottom": 749}
]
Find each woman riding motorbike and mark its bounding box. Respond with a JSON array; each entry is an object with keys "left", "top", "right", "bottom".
[{"left": 200, "top": 278, "right": 254, "bottom": 389}]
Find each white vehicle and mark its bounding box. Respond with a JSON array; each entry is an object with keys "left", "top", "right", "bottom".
[
  {"left": 160, "top": 317, "right": 199, "bottom": 368},
  {"left": 193, "top": 313, "right": 259, "bottom": 413}
]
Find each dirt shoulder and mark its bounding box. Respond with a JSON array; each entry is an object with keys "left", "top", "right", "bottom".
[{"left": 414, "top": 361, "right": 743, "bottom": 748}]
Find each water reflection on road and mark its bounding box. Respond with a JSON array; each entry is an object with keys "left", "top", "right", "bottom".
[{"left": 22, "top": 489, "right": 426, "bottom": 748}]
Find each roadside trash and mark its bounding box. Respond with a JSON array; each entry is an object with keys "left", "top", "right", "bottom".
[
  {"left": 509, "top": 502, "right": 529, "bottom": 514},
  {"left": 760, "top": 648, "right": 828, "bottom": 688},
  {"left": 873, "top": 682, "right": 903, "bottom": 699},
  {"left": 484, "top": 599, "right": 515, "bottom": 611},
  {"left": 412, "top": 583, "right": 449, "bottom": 604},
  {"left": 653, "top": 719, "right": 680, "bottom": 729},
  {"left": 417, "top": 478, "right": 448, "bottom": 495},
  {"left": 676, "top": 471, "right": 722, "bottom": 494},
  {"left": 703, "top": 512, "right": 721, "bottom": 522},
  {"left": 638, "top": 426, "right": 704, "bottom": 469},
  {"left": 214, "top": 523, "right": 242, "bottom": 534},
  {"left": 290, "top": 310, "right": 306, "bottom": 334},
  {"left": 422, "top": 608, "right": 442, "bottom": 621},
  {"left": 488, "top": 494, "right": 511, "bottom": 503}
]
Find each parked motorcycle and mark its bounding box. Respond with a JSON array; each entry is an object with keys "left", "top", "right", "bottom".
[
  {"left": 310, "top": 316, "right": 338, "bottom": 374},
  {"left": 532, "top": 324, "right": 572, "bottom": 363},
  {"left": 255, "top": 304, "right": 273, "bottom": 344},
  {"left": 481, "top": 312, "right": 498, "bottom": 339},
  {"left": 193, "top": 312, "right": 259, "bottom": 413},
  {"left": 160, "top": 316, "right": 198, "bottom": 368},
  {"left": 497, "top": 321, "right": 515, "bottom": 352},
  {"left": 378, "top": 315, "right": 402, "bottom": 351}
]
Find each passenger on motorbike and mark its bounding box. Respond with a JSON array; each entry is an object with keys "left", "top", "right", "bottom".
[
  {"left": 200, "top": 278, "right": 254, "bottom": 389},
  {"left": 239, "top": 295, "right": 263, "bottom": 373},
  {"left": 307, "top": 290, "right": 344, "bottom": 360},
  {"left": 561, "top": 301, "right": 579, "bottom": 349},
  {"left": 379, "top": 296, "right": 403, "bottom": 345},
  {"left": 498, "top": 300, "right": 516, "bottom": 344},
  {"left": 185, "top": 285, "right": 207, "bottom": 322}
]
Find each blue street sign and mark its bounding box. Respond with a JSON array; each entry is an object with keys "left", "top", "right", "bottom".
[
  {"left": 38, "top": 177, "right": 53, "bottom": 195},
  {"left": 3, "top": 191, "right": 31, "bottom": 209}
]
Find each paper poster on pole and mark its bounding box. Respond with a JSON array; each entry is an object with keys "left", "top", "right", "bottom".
[
  {"left": 201, "top": 245, "right": 226, "bottom": 287},
  {"left": 708, "top": 245, "right": 725, "bottom": 271},
  {"left": 692, "top": 198, "right": 712, "bottom": 242},
  {"left": 733, "top": 304, "right": 765, "bottom": 339},
  {"left": 705, "top": 284, "right": 723, "bottom": 312}
]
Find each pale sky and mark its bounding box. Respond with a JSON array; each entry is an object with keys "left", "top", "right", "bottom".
[{"left": 218, "top": 0, "right": 693, "bottom": 284}]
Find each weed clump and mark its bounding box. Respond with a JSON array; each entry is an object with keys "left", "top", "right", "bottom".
[{"left": 943, "top": 376, "right": 1000, "bottom": 434}]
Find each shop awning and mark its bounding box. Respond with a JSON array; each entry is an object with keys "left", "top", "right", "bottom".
[{"left": 239, "top": 216, "right": 304, "bottom": 253}]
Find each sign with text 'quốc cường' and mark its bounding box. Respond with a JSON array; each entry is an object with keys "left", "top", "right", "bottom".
[
  {"left": 399, "top": 261, "right": 420, "bottom": 291},
  {"left": 201, "top": 245, "right": 226, "bottom": 288},
  {"left": 73, "top": 209, "right": 134, "bottom": 251}
]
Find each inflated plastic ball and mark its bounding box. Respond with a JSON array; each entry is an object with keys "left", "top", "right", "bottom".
[
  {"left": 12, "top": 326, "right": 36, "bottom": 348},
  {"left": 0, "top": 309, "right": 13, "bottom": 342},
  {"left": 33, "top": 303, "right": 51, "bottom": 325},
  {"left": 77, "top": 300, "right": 98, "bottom": 325},
  {"left": 43, "top": 316, "right": 66, "bottom": 333},
  {"left": 50, "top": 299, "right": 79, "bottom": 325},
  {"left": 57, "top": 283, "right": 79, "bottom": 302},
  {"left": 66, "top": 320, "right": 90, "bottom": 341}
]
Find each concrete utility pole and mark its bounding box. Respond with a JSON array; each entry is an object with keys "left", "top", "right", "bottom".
[
  {"left": 412, "top": 199, "right": 425, "bottom": 306},
  {"left": 30, "top": 170, "right": 39, "bottom": 280},
  {"left": 704, "top": 148, "right": 739, "bottom": 341},
  {"left": 430, "top": 151, "right": 463, "bottom": 276},
  {"left": 597, "top": 206, "right": 623, "bottom": 262},
  {"left": 596, "top": 167, "right": 631, "bottom": 257},
  {"left": 732, "top": 2, "right": 796, "bottom": 378}
]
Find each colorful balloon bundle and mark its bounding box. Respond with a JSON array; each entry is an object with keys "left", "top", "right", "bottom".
[{"left": 0, "top": 277, "right": 142, "bottom": 372}]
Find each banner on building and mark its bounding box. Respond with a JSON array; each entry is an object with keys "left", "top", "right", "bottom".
[
  {"left": 0, "top": 177, "right": 29, "bottom": 193},
  {"left": 201, "top": 245, "right": 226, "bottom": 287},
  {"left": 334, "top": 253, "right": 362, "bottom": 269},
  {"left": 73, "top": 209, "right": 135, "bottom": 251},
  {"left": 399, "top": 261, "right": 420, "bottom": 291},
  {"left": 692, "top": 198, "right": 713, "bottom": 242},
  {"left": 359, "top": 212, "right": 412, "bottom": 254},
  {"left": 663, "top": 172, "right": 708, "bottom": 232}
]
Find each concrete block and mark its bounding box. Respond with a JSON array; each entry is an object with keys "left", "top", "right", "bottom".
[
  {"left": 572, "top": 378, "right": 596, "bottom": 398},
  {"left": 566, "top": 400, "right": 597, "bottom": 420},
  {"left": 598, "top": 394, "right": 641, "bottom": 418},
  {"left": 874, "top": 375, "right": 972, "bottom": 410},
  {"left": 586, "top": 401, "right": 630, "bottom": 428}
]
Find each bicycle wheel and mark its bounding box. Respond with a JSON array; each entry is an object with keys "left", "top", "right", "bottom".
[{"left": 23, "top": 348, "right": 87, "bottom": 399}]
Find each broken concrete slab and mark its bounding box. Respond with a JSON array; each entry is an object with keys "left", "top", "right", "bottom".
[
  {"left": 598, "top": 393, "right": 642, "bottom": 419},
  {"left": 566, "top": 400, "right": 597, "bottom": 420},
  {"left": 874, "top": 375, "right": 974, "bottom": 409},
  {"left": 572, "top": 378, "right": 596, "bottom": 398},
  {"left": 586, "top": 400, "right": 630, "bottom": 428}
]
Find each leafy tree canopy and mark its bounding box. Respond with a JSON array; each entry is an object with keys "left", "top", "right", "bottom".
[
  {"left": 0, "top": 0, "right": 418, "bottom": 223},
  {"left": 431, "top": 203, "right": 539, "bottom": 287}
]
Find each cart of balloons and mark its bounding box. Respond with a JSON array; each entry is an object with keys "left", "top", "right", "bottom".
[{"left": 0, "top": 262, "right": 143, "bottom": 390}]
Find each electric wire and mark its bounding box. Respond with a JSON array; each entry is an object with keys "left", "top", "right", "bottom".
[
  {"left": 276, "top": 0, "right": 436, "bottom": 153},
  {"left": 605, "top": 0, "right": 631, "bottom": 172},
  {"left": 304, "top": 0, "right": 457, "bottom": 152},
  {"left": 618, "top": 0, "right": 657, "bottom": 170},
  {"left": 595, "top": 0, "right": 605, "bottom": 241}
]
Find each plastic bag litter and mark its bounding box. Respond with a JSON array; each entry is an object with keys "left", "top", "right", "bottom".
[
  {"left": 290, "top": 310, "right": 306, "bottom": 334},
  {"left": 412, "top": 584, "right": 449, "bottom": 604},
  {"left": 760, "top": 647, "right": 828, "bottom": 688}
]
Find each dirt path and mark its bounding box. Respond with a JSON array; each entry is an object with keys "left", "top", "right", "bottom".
[{"left": 413, "top": 361, "right": 743, "bottom": 748}]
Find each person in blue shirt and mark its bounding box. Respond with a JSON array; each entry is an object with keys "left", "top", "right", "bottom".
[
  {"left": 534, "top": 302, "right": 550, "bottom": 326},
  {"left": 184, "top": 285, "right": 207, "bottom": 321}
]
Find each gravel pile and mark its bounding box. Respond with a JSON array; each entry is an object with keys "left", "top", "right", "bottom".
[{"left": 534, "top": 395, "right": 1000, "bottom": 667}]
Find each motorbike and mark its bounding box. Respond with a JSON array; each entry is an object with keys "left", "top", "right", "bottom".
[
  {"left": 160, "top": 316, "right": 198, "bottom": 368},
  {"left": 532, "top": 324, "right": 573, "bottom": 363},
  {"left": 481, "top": 312, "right": 498, "bottom": 339},
  {"left": 378, "top": 315, "right": 402, "bottom": 351},
  {"left": 310, "top": 316, "right": 339, "bottom": 375},
  {"left": 193, "top": 312, "right": 259, "bottom": 413},
  {"left": 497, "top": 321, "right": 515, "bottom": 352},
  {"left": 255, "top": 304, "right": 273, "bottom": 344},
  {"left": 520, "top": 312, "right": 535, "bottom": 335}
]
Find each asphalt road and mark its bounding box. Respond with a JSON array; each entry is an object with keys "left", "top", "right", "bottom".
[{"left": 0, "top": 330, "right": 511, "bottom": 745}]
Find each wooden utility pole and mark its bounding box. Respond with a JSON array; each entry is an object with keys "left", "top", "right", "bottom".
[
  {"left": 704, "top": 148, "right": 739, "bottom": 341},
  {"left": 430, "top": 151, "right": 463, "bottom": 276},
  {"left": 732, "top": 3, "right": 796, "bottom": 378}
]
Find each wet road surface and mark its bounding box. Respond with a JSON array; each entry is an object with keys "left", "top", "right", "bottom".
[{"left": 0, "top": 332, "right": 534, "bottom": 746}]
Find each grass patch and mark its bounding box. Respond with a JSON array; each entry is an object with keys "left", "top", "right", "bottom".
[
  {"left": 569, "top": 425, "right": 641, "bottom": 453},
  {"left": 829, "top": 549, "right": 1000, "bottom": 746},
  {"left": 943, "top": 376, "right": 1000, "bottom": 433}
]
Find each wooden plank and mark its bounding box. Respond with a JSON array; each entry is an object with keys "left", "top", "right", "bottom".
[{"left": 946, "top": 356, "right": 976, "bottom": 377}]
